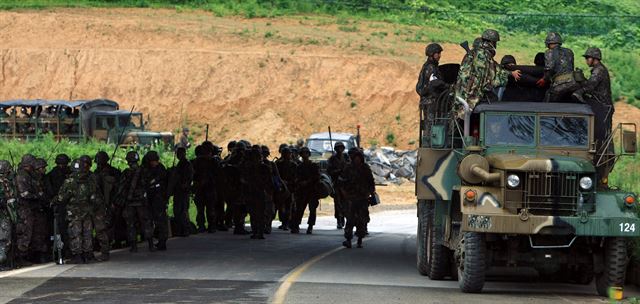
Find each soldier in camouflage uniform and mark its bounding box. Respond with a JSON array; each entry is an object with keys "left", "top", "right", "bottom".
[
  {"left": 222, "top": 142, "right": 250, "bottom": 235},
  {"left": 169, "top": 147, "right": 193, "bottom": 237},
  {"left": 538, "top": 32, "right": 578, "bottom": 102},
  {"left": 340, "top": 148, "right": 376, "bottom": 249},
  {"left": 261, "top": 145, "right": 279, "bottom": 234},
  {"left": 454, "top": 29, "right": 521, "bottom": 112},
  {"left": 0, "top": 160, "right": 17, "bottom": 268},
  {"left": 573, "top": 47, "right": 614, "bottom": 185},
  {"left": 327, "top": 142, "right": 350, "bottom": 229},
  {"left": 94, "top": 151, "right": 123, "bottom": 252},
  {"left": 143, "top": 151, "right": 169, "bottom": 250},
  {"left": 191, "top": 145, "right": 219, "bottom": 233},
  {"left": 416, "top": 43, "right": 447, "bottom": 146},
  {"left": 118, "top": 151, "right": 154, "bottom": 253},
  {"left": 54, "top": 156, "right": 102, "bottom": 264},
  {"left": 45, "top": 154, "right": 71, "bottom": 259},
  {"left": 15, "top": 155, "right": 48, "bottom": 265},
  {"left": 291, "top": 147, "right": 320, "bottom": 234},
  {"left": 243, "top": 147, "right": 274, "bottom": 239},
  {"left": 275, "top": 147, "right": 297, "bottom": 230}
]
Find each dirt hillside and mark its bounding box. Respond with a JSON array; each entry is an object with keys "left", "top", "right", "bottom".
[{"left": 0, "top": 8, "right": 638, "bottom": 149}]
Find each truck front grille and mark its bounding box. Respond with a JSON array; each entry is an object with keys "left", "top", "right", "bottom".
[{"left": 524, "top": 172, "right": 578, "bottom": 216}]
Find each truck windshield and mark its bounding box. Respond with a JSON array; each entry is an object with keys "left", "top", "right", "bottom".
[
  {"left": 539, "top": 116, "right": 588, "bottom": 148},
  {"left": 306, "top": 139, "right": 352, "bottom": 153},
  {"left": 118, "top": 113, "right": 143, "bottom": 129},
  {"left": 485, "top": 114, "right": 535, "bottom": 146}
]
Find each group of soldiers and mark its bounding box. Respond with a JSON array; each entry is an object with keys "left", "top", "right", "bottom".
[
  {"left": 0, "top": 138, "right": 377, "bottom": 269},
  {"left": 417, "top": 29, "right": 614, "bottom": 179}
]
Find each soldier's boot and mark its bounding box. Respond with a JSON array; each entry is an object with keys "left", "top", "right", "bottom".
[
  {"left": 97, "top": 252, "right": 110, "bottom": 262},
  {"left": 337, "top": 218, "right": 344, "bottom": 229},
  {"left": 198, "top": 226, "right": 206, "bottom": 234},
  {"left": 207, "top": 226, "right": 217, "bottom": 234},
  {"left": 290, "top": 225, "right": 300, "bottom": 234},
  {"left": 69, "top": 255, "right": 83, "bottom": 264},
  {"left": 357, "top": 238, "right": 363, "bottom": 248},
  {"left": 148, "top": 240, "right": 156, "bottom": 252},
  {"left": 306, "top": 225, "right": 313, "bottom": 235},
  {"left": 129, "top": 240, "right": 138, "bottom": 253},
  {"left": 156, "top": 239, "right": 167, "bottom": 251},
  {"left": 83, "top": 252, "right": 97, "bottom": 264},
  {"left": 216, "top": 224, "right": 228, "bottom": 232},
  {"left": 15, "top": 255, "right": 33, "bottom": 268},
  {"left": 342, "top": 239, "right": 352, "bottom": 249},
  {"left": 264, "top": 225, "right": 272, "bottom": 234}
]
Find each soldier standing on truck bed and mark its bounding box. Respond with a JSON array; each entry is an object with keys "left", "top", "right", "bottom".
[
  {"left": 538, "top": 32, "right": 579, "bottom": 102},
  {"left": 416, "top": 43, "right": 447, "bottom": 146},
  {"left": 454, "top": 29, "right": 521, "bottom": 112},
  {"left": 573, "top": 47, "right": 614, "bottom": 185}
]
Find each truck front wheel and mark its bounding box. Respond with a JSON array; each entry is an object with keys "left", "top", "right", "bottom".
[
  {"left": 595, "top": 237, "right": 628, "bottom": 297},
  {"left": 457, "top": 232, "right": 486, "bottom": 293}
]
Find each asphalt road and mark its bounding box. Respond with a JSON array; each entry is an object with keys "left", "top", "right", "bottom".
[{"left": 0, "top": 209, "right": 637, "bottom": 303}]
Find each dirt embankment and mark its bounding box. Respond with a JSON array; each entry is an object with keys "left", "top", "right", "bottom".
[{"left": 0, "top": 8, "right": 638, "bottom": 150}]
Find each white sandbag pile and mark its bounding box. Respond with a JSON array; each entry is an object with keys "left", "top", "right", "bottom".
[{"left": 364, "top": 147, "right": 417, "bottom": 185}]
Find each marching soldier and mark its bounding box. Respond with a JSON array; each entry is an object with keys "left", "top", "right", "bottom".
[
  {"left": 261, "top": 145, "right": 278, "bottom": 234},
  {"left": 45, "top": 154, "right": 71, "bottom": 259},
  {"left": 275, "top": 147, "right": 297, "bottom": 231},
  {"left": 54, "top": 156, "right": 102, "bottom": 264},
  {"left": 15, "top": 155, "right": 47, "bottom": 266},
  {"left": 340, "top": 148, "right": 376, "bottom": 249},
  {"left": 191, "top": 145, "right": 219, "bottom": 233},
  {"left": 118, "top": 151, "right": 154, "bottom": 253},
  {"left": 244, "top": 147, "right": 274, "bottom": 239},
  {"left": 169, "top": 147, "right": 193, "bottom": 237},
  {"left": 222, "top": 142, "right": 249, "bottom": 235},
  {"left": 143, "top": 151, "right": 169, "bottom": 250},
  {"left": 94, "top": 151, "right": 123, "bottom": 252},
  {"left": 327, "top": 142, "right": 349, "bottom": 229},
  {"left": 0, "top": 160, "right": 16, "bottom": 268},
  {"left": 291, "top": 147, "right": 320, "bottom": 234}
]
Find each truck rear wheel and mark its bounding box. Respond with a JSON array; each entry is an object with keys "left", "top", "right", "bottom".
[
  {"left": 595, "top": 237, "right": 628, "bottom": 297},
  {"left": 457, "top": 232, "right": 486, "bottom": 293},
  {"left": 417, "top": 200, "right": 430, "bottom": 276}
]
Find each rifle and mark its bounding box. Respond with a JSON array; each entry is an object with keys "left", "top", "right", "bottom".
[
  {"left": 205, "top": 124, "right": 209, "bottom": 142},
  {"left": 6, "top": 149, "right": 17, "bottom": 268},
  {"left": 51, "top": 206, "right": 64, "bottom": 265},
  {"left": 109, "top": 106, "right": 135, "bottom": 166},
  {"left": 460, "top": 40, "right": 471, "bottom": 55}
]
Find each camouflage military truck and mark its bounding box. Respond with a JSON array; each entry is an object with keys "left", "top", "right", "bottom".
[
  {"left": 0, "top": 99, "right": 173, "bottom": 147},
  {"left": 305, "top": 132, "right": 359, "bottom": 170},
  {"left": 416, "top": 63, "right": 639, "bottom": 296}
]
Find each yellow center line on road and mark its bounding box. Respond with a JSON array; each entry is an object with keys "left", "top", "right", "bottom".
[
  {"left": 270, "top": 235, "right": 381, "bottom": 304},
  {"left": 0, "top": 263, "right": 56, "bottom": 279}
]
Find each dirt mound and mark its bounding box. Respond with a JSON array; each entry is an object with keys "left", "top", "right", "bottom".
[{"left": 0, "top": 9, "right": 635, "bottom": 150}]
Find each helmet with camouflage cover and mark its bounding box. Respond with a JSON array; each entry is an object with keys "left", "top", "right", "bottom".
[
  {"left": 145, "top": 150, "right": 160, "bottom": 162},
  {"left": 78, "top": 155, "right": 92, "bottom": 172},
  {"left": 125, "top": 151, "right": 139, "bottom": 163},
  {"left": 299, "top": 147, "right": 311, "bottom": 155},
  {"left": 334, "top": 141, "right": 345, "bottom": 150},
  {"left": 347, "top": 147, "right": 364, "bottom": 160},
  {"left": 34, "top": 158, "right": 48, "bottom": 170},
  {"left": 20, "top": 154, "right": 37, "bottom": 168},
  {"left": 545, "top": 32, "right": 562, "bottom": 45},
  {"left": 261, "top": 145, "right": 270, "bottom": 157},
  {"left": 0, "top": 160, "right": 12, "bottom": 175},
  {"left": 95, "top": 151, "right": 109, "bottom": 164},
  {"left": 481, "top": 29, "right": 500, "bottom": 42},
  {"left": 279, "top": 143, "right": 288, "bottom": 154},
  {"left": 583, "top": 47, "right": 602, "bottom": 60},
  {"left": 234, "top": 141, "right": 247, "bottom": 152},
  {"left": 55, "top": 154, "right": 70, "bottom": 165},
  {"left": 425, "top": 43, "right": 443, "bottom": 57},
  {"left": 500, "top": 55, "right": 516, "bottom": 66}
]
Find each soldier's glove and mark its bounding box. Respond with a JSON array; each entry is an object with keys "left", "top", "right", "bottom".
[{"left": 535, "top": 78, "right": 546, "bottom": 88}]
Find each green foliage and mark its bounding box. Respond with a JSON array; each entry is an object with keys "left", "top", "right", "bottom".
[
  {"left": 338, "top": 25, "right": 359, "bottom": 32},
  {"left": 385, "top": 131, "right": 396, "bottom": 146}
]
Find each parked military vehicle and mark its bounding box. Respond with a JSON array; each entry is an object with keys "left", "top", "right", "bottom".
[
  {"left": 305, "top": 130, "right": 359, "bottom": 170},
  {"left": 0, "top": 99, "right": 174, "bottom": 147},
  {"left": 415, "top": 63, "right": 638, "bottom": 296}
]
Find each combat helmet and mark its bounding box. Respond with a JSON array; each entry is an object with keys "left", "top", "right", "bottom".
[
  {"left": 55, "top": 154, "right": 71, "bottom": 165},
  {"left": 299, "top": 147, "right": 311, "bottom": 155},
  {"left": 145, "top": 151, "right": 160, "bottom": 162},
  {"left": 583, "top": 47, "right": 602, "bottom": 60},
  {"left": 425, "top": 43, "right": 443, "bottom": 57},
  {"left": 78, "top": 155, "right": 92, "bottom": 172},
  {"left": 20, "top": 154, "right": 37, "bottom": 168},
  {"left": 125, "top": 151, "right": 139, "bottom": 163},
  {"left": 481, "top": 29, "right": 500, "bottom": 42},
  {"left": 0, "top": 160, "right": 12, "bottom": 175},
  {"left": 334, "top": 142, "right": 345, "bottom": 150},
  {"left": 34, "top": 158, "right": 48, "bottom": 170},
  {"left": 95, "top": 151, "right": 109, "bottom": 164},
  {"left": 545, "top": 32, "right": 563, "bottom": 45},
  {"left": 500, "top": 55, "right": 516, "bottom": 66}
]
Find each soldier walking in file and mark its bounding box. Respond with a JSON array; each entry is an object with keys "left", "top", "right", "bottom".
[
  {"left": 261, "top": 145, "right": 279, "bottom": 234},
  {"left": 573, "top": 47, "right": 614, "bottom": 185},
  {"left": 223, "top": 142, "right": 250, "bottom": 235},
  {"left": 169, "top": 147, "right": 193, "bottom": 237},
  {"left": 118, "top": 151, "right": 154, "bottom": 253},
  {"left": 291, "top": 147, "right": 320, "bottom": 234},
  {"left": 15, "top": 155, "right": 47, "bottom": 266},
  {"left": 0, "top": 160, "right": 16, "bottom": 268},
  {"left": 243, "top": 147, "right": 274, "bottom": 239},
  {"left": 275, "top": 147, "right": 297, "bottom": 231},
  {"left": 142, "top": 151, "right": 169, "bottom": 251},
  {"left": 340, "top": 148, "right": 376, "bottom": 249},
  {"left": 191, "top": 145, "right": 219, "bottom": 233},
  {"left": 45, "top": 154, "right": 71, "bottom": 259},
  {"left": 94, "top": 151, "right": 123, "bottom": 251},
  {"left": 54, "top": 156, "right": 102, "bottom": 264},
  {"left": 538, "top": 32, "right": 578, "bottom": 102},
  {"left": 327, "top": 142, "right": 349, "bottom": 229}
]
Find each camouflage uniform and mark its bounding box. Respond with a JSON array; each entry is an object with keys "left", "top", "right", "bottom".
[
  {"left": 118, "top": 152, "right": 154, "bottom": 252},
  {"left": 291, "top": 148, "right": 320, "bottom": 234},
  {"left": 543, "top": 32, "right": 577, "bottom": 102},
  {"left": 340, "top": 149, "right": 375, "bottom": 248},
  {"left": 191, "top": 146, "right": 219, "bottom": 233},
  {"left": 44, "top": 155, "right": 71, "bottom": 258},
  {"left": 54, "top": 160, "right": 102, "bottom": 261},
  {"left": 94, "top": 152, "right": 121, "bottom": 258},
  {"left": 15, "top": 156, "right": 48, "bottom": 263},
  {"left": 222, "top": 147, "right": 249, "bottom": 234},
  {"left": 274, "top": 149, "right": 297, "bottom": 230},
  {"left": 142, "top": 151, "right": 169, "bottom": 250},
  {"left": 169, "top": 149, "right": 193, "bottom": 237},
  {"left": 454, "top": 39, "right": 510, "bottom": 111},
  {"left": 0, "top": 161, "right": 16, "bottom": 266},
  {"left": 327, "top": 145, "right": 350, "bottom": 228},
  {"left": 243, "top": 148, "right": 274, "bottom": 239}
]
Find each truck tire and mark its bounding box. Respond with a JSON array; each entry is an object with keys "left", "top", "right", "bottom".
[
  {"left": 595, "top": 237, "right": 628, "bottom": 297},
  {"left": 417, "top": 201, "right": 430, "bottom": 276},
  {"left": 457, "top": 232, "right": 486, "bottom": 293},
  {"left": 427, "top": 205, "right": 450, "bottom": 280}
]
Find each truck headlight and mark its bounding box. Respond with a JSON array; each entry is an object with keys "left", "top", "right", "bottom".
[
  {"left": 579, "top": 176, "right": 593, "bottom": 190},
  {"left": 507, "top": 174, "right": 520, "bottom": 188}
]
